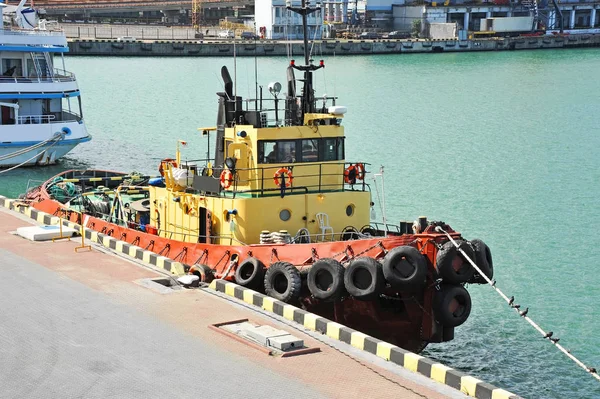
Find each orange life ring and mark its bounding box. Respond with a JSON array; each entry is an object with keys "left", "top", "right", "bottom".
[
  {"left": 158, "top": 158, "right": 178, "bottom": 177},
  {"left": 220, "top": 169, "right": 234, "bottom": 189},
  {"left": 344, "top": 164, "right": 357, "bottom": 184},
  {"left": 355, "top": 163, "right": 365, "bottom": 180},
  {"left": 273, "top": 168, "right": 293, "bottom": 188}
]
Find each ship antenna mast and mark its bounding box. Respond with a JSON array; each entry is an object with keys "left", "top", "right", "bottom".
[{"left": 286, "top": 0, "right": 324, "bottom": 120}]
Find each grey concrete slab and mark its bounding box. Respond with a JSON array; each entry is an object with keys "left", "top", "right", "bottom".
[{"left": 0, "top": 249, "right": 324, "bottom": 399}]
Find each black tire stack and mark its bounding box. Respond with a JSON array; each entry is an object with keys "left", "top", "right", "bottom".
[{"left": 230, "top": 238, "right": 492, "bottom": 330}]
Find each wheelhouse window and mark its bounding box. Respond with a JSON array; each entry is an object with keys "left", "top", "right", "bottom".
[
  {"left": 2, "top": 59, "right": 23, "bottom": 77},
  {"left": 323, "top": 138, "right": 344, "bottom": 161},
  {"left": 301, "top": 139, "right": 319, "bottom": 162},
  {"left": 259, "top": 138, "right": 344, "bottom": 164},
  {"left": 261, "top": 140, "right": 296, "bottom": 163}
]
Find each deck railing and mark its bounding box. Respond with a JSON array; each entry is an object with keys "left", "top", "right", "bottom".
[
  {"left": 16, "top": 110, "right": 81, "bottom": 125},
  {"left": 0, "top": 68, "right": 76, "bottom": 84},
  {"left": 181, "top": 160, "right": 371, "bottom": 196}
]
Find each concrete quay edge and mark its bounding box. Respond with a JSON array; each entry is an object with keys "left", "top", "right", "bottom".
[
  {"left": 208, "top": 279, "right": 521, "bottom": 399},
  {"left": 0, "top": 196, "right": 521, "bottom": 399},
  {"left": 0, "top": 197, "right": 185, "bottom": 276}
]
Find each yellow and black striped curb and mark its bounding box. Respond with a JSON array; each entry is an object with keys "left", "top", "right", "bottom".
[
  {"left": 0, "top": 197, "right": 185, "bottom": 275},
  {"left": 209, "top": 279, "right": 521, "bottom": 399}
]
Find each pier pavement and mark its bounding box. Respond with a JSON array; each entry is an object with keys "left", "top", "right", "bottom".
[{"left": 0, "top": 206, "right": 470, "bottom": 399}]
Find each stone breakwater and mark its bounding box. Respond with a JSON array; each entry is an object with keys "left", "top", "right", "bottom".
[{"left": 68, "top": 34, "right": 600, "bottom": 56}]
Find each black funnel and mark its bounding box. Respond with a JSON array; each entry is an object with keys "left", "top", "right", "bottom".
[{"left": 221, "top": 66, "right": 233, "bottom": 99}]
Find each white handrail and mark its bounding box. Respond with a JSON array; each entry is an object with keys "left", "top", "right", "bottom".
[
  {"left": 17, "top": 114, "right": 56, "bottom": 124},
  {"left": 0, "top": 68, "right": 76, "bottom": 83}
]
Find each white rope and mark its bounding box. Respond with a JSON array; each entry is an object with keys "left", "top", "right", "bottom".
[
  {"left": 435, "top": 226, "right": 600, "bottom": 383},
  {"left": 0, "top": 132, "right": 63, "bottom": 161},
  {"left": 0, "top": 132, "right": 65, "bottom": 174}
]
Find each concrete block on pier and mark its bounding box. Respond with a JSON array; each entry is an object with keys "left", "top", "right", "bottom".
[{"left": 16, "top": 225, "right": 77, "bottom": 241}]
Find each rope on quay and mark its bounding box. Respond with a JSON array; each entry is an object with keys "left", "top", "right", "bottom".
[
  {"left": 435, "top": 226, "right": 600, "bottom": 384},
  {"left": 0, "top": 132, "right": 66, "bottom": 174}
]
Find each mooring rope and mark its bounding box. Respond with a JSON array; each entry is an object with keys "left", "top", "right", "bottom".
[
  {"left": 0, "top": 132, "right": 66, "bottom": 175},
  {"left": 435, "top": 226, "right": 600, "bottom": 383},
  {"left": 0, "top": 132, "right": 64, "bottom": 162}
]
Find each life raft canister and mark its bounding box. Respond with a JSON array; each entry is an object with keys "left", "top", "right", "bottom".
[
  {"left": 220, "top": 169, "right": 234, "bottom": 189},
  {"left": 273, "top": 168, "right": 293, "bottom": 188},
  {"left": 158, "top": 158, "right": 178, "bottom": 177}
]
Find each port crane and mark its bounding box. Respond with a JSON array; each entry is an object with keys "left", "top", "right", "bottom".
[{"left": 192, "top": 0, "right": 203, "bottom": 35}]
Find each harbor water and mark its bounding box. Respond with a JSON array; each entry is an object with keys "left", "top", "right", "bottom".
[{"left": 1, "top": 50, "right": 600, "bottom": 398}]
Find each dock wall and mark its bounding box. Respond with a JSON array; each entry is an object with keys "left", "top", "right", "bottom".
[{"left": 68, "top": 34, "right": 600, "bottom": 56}]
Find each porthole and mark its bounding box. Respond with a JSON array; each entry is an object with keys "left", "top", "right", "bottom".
[
  {"left": 279, "top": 209, "right": 291, "bottom": 221},
  {"left": 346, "top": 204, "right": 355, "bottom": 217}
]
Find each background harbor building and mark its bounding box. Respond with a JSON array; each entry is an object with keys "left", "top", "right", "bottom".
[
  {"left": 255, "top": 0, "right": 324, "bottom": 39},
  {"left": 24, "top": 0, "right": 600, "bottom": 38}
]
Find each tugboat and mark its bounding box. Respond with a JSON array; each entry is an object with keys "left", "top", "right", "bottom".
[{"left": 23, "top": 0, "right": 494, "bottom": 353}]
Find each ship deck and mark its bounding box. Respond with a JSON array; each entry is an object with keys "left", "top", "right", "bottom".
[{"left": 0, "top": 206, "right": 471, "bottom": 399}]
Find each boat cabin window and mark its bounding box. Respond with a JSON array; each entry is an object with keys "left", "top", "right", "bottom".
[
  {"left": 2, "top": 59, "right": 23, "bottom": 77},
  {"left": 263, "top": 141, "right": 296, "bottom": 163},
  {"left": 0, "top": 103, "right": 16, "bottom": 125},
  {"left": 323, "top": 138, "right": 344, "bottom": 161},
  {"left": 259, "top": 138, "right": 344, "bottom": 164}
]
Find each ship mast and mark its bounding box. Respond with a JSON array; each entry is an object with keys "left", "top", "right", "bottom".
[{"left": 286, "top": 0, "right": 323, "bottom": 120}]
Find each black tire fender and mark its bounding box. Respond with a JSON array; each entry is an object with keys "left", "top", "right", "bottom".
[
  {"left": 435, "top": 240, "right": 475, "bottom": 284},
  {"left": 382, "top": 246, "right": 427, "bottom": 291},
  {"left": 264, "top": 261, "right": 301, "bottom": 303},
  {"left": 344, "top": 257, "right": 385, "bottom": 300},
  {"left": 469, "top": 239, "right": 493, "bottom": 283},
  {"left": 307, "top": 258, "right": 345, "bottom": 301},
  {"left": 235, "top": 257, "right": 265, "bottom": 289},
  {"left": 189, "top": 264, "right": 213, "bottom": 283},
  {"left": 433, "top": 285, "right": 472, "bottom": 327}
]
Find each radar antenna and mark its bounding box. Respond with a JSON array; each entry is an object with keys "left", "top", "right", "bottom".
[{"left": 286, "top": 0, "right": 324, "bottom": 121}]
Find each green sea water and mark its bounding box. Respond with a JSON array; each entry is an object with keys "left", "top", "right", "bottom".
[{"left": 1, "top": 50, "right": 599, "bottom": 398}]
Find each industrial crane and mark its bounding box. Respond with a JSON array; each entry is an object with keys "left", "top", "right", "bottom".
[{"left": 192, "top": 0, "right": 203, "bottom": 36}]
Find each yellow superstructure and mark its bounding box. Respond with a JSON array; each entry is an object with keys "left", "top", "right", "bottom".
[{"left": 150, "top": 109, "right": 372, "bottom": 245}]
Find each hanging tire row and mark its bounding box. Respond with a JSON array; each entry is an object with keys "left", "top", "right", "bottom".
[{"left": 228, "top": 238, "right": 493, "bottom": 329}]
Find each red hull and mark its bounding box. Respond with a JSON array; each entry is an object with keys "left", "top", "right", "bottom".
[{"left": 26, "top": 170, "right": 468, "bottom": 353}]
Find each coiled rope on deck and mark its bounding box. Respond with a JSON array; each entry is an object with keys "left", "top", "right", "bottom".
[
  {"left": 435, "top": 226, "right": 600, "bottom": 383},
  {"left": 0, "top": 132, "right": 66, "bottom": 175}
]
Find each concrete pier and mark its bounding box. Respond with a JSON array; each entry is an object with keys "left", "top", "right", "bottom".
[
  {"left": 67, "top": 34, "right": 600, "bottom": 56},
  {"left": 0, "top": 205, "right": 480, "bottom": 399}
]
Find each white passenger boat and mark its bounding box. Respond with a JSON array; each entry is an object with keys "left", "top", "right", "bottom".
[{"left": 0, "top": 0, "right": 90, "bottom": 168}]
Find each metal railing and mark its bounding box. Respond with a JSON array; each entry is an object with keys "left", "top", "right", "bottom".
[
  {"left": 17, "top": 115, "right": 56, "bottom": 124},
  {"left": 185, "top": 160, "right": 371, "bottom": 197},
  {"left": 0, "top": 68, "right": 76, "bottom": 84},
  {"left": 63, "top": 196, "right": 389, "bottom": 247},
  {"left": 15, "top": 110, "right": 81, "bottom": 125}
]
